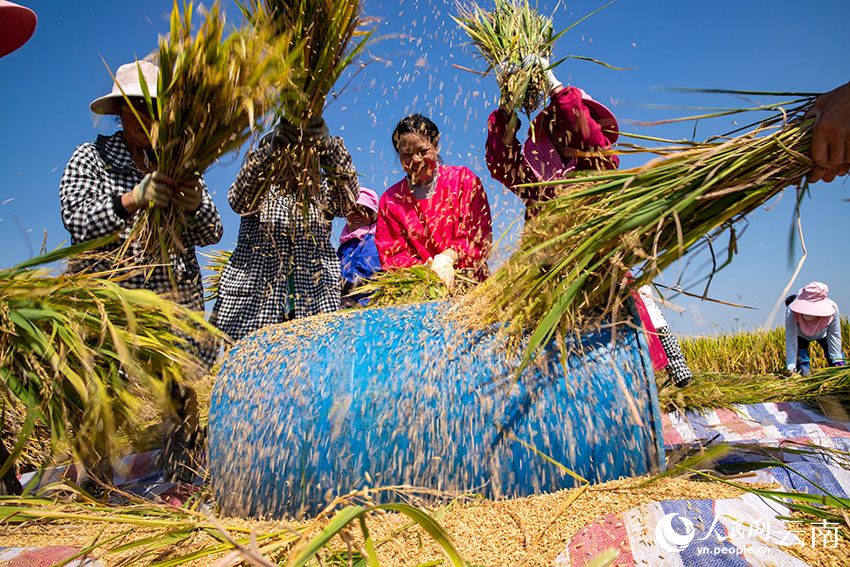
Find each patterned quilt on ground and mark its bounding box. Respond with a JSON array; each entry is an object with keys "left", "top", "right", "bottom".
[{"left": 554, "top": 402, "right": 849, "bottom": 566}]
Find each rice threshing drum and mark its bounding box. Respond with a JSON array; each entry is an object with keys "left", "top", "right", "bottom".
[{"left": 208, "top": 301, "right": 665, "bottom": 518}]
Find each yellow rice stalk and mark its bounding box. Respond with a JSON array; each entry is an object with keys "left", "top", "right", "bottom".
[
  {"left": 237, "top": 0, "right": 374, "bottom": 214},
  {"left": 120, "top": 1, "right": 294, "bottom": 281}
]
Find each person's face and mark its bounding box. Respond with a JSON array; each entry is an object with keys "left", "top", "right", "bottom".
[
  {"left": 119, "top": 98, "right": 155, "bottom": 149},
  {"left": 397, "top": 132, "right": 438, "bottom": 184},
  {"left": 346, "top": 205, "right": 376, "bottom": 231}
]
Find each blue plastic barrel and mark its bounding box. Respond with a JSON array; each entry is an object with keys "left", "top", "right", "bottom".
[{"left": 208, "top": 301, "right": 665, "bottom": 518}]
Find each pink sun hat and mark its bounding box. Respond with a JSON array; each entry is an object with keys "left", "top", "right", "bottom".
[
  {"left": 0, "top": 1, "right": 37, "bottom": 58},
  {"left": 789, "top": 281, "right": 836, "bottom": 317},
  {"left": 354, "top": 187, "right": 379, "bottom": 213}
]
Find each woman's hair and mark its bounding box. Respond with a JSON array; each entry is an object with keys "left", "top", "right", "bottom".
[{"left": 391, "top": 113, "right": 440, "bottom": 151}]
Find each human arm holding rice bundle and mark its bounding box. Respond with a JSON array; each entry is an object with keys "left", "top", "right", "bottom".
[
  {"left": 807, "top": 80, "right": 850, "bottom": 183},
  {"left": 485, "top": 55, "right": 620, "bottom": 218},
  {"left": 228, "top": 117, "right": 358, "bottom": 217}
]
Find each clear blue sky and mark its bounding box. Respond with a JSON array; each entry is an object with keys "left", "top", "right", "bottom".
[{"left": 1, "top": 0, "right": 848, "bottom": 337}]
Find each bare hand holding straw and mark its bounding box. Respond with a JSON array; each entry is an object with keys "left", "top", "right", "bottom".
[{"left": 806, "top": 80, "right": 850, "bottom": 183}]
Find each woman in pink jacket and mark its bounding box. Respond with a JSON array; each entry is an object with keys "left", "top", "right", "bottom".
[{"left": 376, "top": 114, "right": 493, "bottom": 290}]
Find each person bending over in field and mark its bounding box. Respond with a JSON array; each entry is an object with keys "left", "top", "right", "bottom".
[{"left": 784, "top": 281, "right": 846, "bottom": 376}]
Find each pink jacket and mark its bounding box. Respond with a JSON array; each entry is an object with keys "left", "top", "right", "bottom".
[
  {"left": 376, "top": 165, "right": 493, "bottom": 281},
  {"left": 485, "top": 86, "right": 620, "bottom": 218}
]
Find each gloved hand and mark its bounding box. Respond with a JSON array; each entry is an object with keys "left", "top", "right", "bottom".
[
  {"left": 174, "top": 178, "right": 203, "bottom": 212},
  {"left": 521, "top": 54, "right": 562, "bottom": 94},
  {"left": 131, "top": 171, "right": 171, "bottom": 209},
  {"left": 273, "top": 118, "right": 300, "bottom": 148},
  {"left": 428, "top": 253, "right": 455, "bottom": 291},
  {"left": 273, "top": 117, "right": 330, "bottom": 148},
  {"left": 495, "top": 58, "right": 520, "bottom": 89},
  {"left": 303, "top": 117, "right": 330, "bottom": 145}
]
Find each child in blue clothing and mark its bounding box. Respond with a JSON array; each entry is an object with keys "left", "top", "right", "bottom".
[{"left": 338, "top": 187, "right": 381, "bottom": 306}]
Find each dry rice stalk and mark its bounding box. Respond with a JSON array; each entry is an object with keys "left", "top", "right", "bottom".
[
  {"left": 355, "top": 266, "right": 479, "bottom": 308},
  {"left": 200, "top": 248, "right": 233, "bottom": 302},
  {"left": 237, "top": 0, "right": 374, "bottom": 215},
  {"left": 120, "top": 1, "right": 293, "bottom": 279}
]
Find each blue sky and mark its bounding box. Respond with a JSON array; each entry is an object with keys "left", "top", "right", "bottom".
[{"left": 1, "top": 0, "right": 848, "bottom": 337}]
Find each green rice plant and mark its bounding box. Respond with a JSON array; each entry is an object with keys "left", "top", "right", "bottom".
[
  {"left": 0, "top": 489, "right": 467, "bottom": 567},
  {"left": 237, "top": 0, "right": 374, "bottom": 214},
  {"left": 681, "top": 317, "right": 850, "bottom": 375},
  {"left": 453, "top": 0, "right": 619, "bottom": 139},
  {"left": 467, "top": 96, "right": 819, "bottom": 378},
  {"left": 122, "top": 0, "right": 294, "bottom": 277},
  {"left": 454, "top": 0, "right": 556, "bottom": 118},
  {"left": 657, "top": 366, "right": 850, "bottom": 413},
  {"left": 355, "top": 265, "right": 478, "bottom": 307},
  {"left": 0, "top": 238, "right": 220, "bottom": 470},
  {"left": 200, "top": 248, "right": 233, "bottom": 302}
]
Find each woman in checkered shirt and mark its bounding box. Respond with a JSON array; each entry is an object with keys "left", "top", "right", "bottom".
[
  {"left": 210, "top": 117, "right": 360, "bottom": 342},
  {"left": 58, "top": 60, "right": 224, "bottom": 484},
  {"left": 59, "top": 61, "right": 223, "bottom": 334}
]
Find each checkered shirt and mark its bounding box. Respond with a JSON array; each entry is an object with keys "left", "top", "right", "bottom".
[
  {"left": 59, "top": 131, "right": 224, "bottom": 364},
  {"left": 210, "top": 135, "right": 359, "bottom": 341}
]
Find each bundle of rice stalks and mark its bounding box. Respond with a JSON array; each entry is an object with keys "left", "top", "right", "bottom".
[
  {"left": 0, "top": 239, "right": 219, "bottom": 469},
  {"left": 454, "top": 0, "right": 556, "bottom": 118},
  {"left": 467, "top": 96, "right": 818, "bottom": 375},
  {"left": 355, "top": 265, "right": 478, "bottom": 307},
  {"left": 237, "top": 0, "right": 374, "bottom": 213},
  {"left": 658, "top": 366, "right": 850, "bottom": 413},
  {"left": 200, "top": 248, "right": 232, "bottom": 302},
  {"left": 123, "top": 1, "right": 294, "bottom": 275}
]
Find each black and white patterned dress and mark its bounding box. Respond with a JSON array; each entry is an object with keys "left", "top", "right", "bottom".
[
  {"left": 210, "top": 135, "right": 359, "bottom": 342},
  {"left": 59, "top": 131, "right": 224, "bottom": 364}
]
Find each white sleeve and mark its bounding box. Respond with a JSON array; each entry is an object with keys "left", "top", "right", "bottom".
[{"left": 637, "top": 285, "right": 668, "bottom": 329}]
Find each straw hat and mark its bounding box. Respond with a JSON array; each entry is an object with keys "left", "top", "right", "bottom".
[
  {"left": 789, "top": 281, "right": 836, "bottom": 317},
  {"left": 0, "top": 1, "right": 37, "bottom": 58},
  {"left": 89, "top": 61, "right": 159, "bottom": 116}
]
